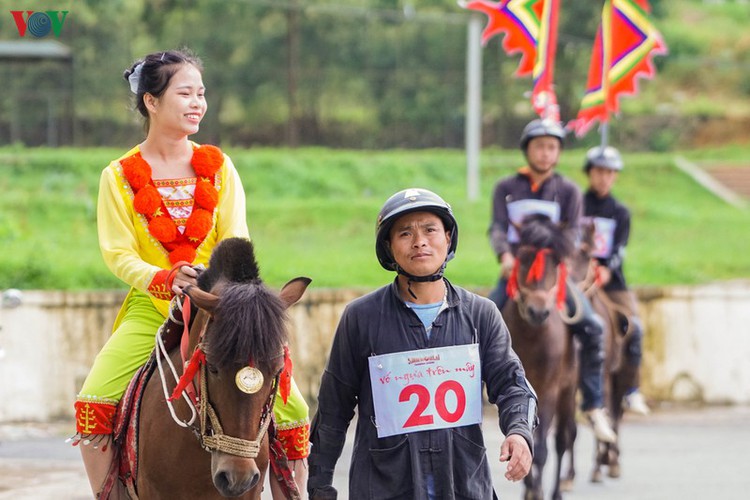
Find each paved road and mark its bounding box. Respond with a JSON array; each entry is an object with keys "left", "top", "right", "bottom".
[{"left": 1, "top": 404, "right": 749, "bottom": 499}]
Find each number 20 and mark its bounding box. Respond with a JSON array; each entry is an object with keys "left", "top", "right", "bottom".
[{"left": 399, "top": 380, "right": 466, "bottom": 428}]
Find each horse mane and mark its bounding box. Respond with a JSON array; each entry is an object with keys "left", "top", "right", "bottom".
[
  {"left": 205, "top": 283, "right": 288, "bottom": 372},
  {"left": 197, "top": 237, "right": 261, "bottom": 290},
  {"left": 196, "top": 237, "right": 288, "bottom": 371},
  {"left": 518, "top": 213, "right": 573, "bottom": 260}
]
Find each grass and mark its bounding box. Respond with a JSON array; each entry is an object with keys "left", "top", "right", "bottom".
[{"left": 1, "top": 145, "right": 748, "bottom": 291}]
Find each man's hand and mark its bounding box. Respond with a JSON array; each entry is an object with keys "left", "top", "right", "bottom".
[
  {"left": 499, "top": 434, "right": 532, "bottom": 482},
  {"left": 500, "top": 252, "right": 516, "bottom": 279}
]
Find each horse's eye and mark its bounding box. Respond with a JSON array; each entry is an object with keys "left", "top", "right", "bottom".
[{"left": 207, "top": 363, "right": 219, "bottom": 374}]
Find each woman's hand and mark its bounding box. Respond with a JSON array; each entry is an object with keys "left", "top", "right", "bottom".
[{"left": 171, "top": 265, "right": 198, "bottom": 295}]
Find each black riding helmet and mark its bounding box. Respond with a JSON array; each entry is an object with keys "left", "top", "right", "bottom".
[
  {"left": 583, "top": 145, "right": 623, "bottom": 173},
  {"left": 375, "top": 188, "right": 458, "bottom": 279},
  {"left": 519, "top": 118, "right": 566, "bottom": 152}
]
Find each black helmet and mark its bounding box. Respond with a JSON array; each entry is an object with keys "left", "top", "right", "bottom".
[
  {"left": 584, "top": 146, "right": 623, "bottom": 172},
  {"left": 519, "top": 118, "right": 566, "bottom": 152},
  {"left": 375, "top": 188, "right": 458, "bottom": 272}
]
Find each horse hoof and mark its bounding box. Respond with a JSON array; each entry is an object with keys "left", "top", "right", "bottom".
[
  {"left": 591, "top": 470, "right": 603, "bottom": 483},
  {"left": 560, "top": 479, "right": 574, "bottom": 492},
  {"left": 608, "top": 464, "right": 621, "bottom": 478}
]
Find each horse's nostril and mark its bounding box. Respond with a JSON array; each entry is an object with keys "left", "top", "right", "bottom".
[
  {"left": 529, "top": 307, "right": 550, "bottom": 324},
  {"left": 248, "top": 471, "right": 260, "bottom": 489},
  {"left": 214, "top": 471, "right": 230, "bottom": 491},
  {"left": 214, "top": 468, "right": 260, "bottom": 496}
]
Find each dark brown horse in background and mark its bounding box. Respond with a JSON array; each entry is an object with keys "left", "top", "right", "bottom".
[
  {"left": 108, "top": 238, "right": 310, "bottom": 499},
  {"left": 501, "top": 214, "right": 578, "bottom": 500},
  {"left": 572, "top": 220, "right": 639, "bottom": 484}
]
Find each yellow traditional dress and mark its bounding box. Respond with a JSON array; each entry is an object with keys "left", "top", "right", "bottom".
[{"left": 75, "top": 143, "right": 309, "bottom": 459}]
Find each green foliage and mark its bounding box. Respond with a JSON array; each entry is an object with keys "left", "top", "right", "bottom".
[
  {"left": 1, "top": 146, "right": 748, "bottom": 291},
  {"left": 4, "top": 0, "right": 746, "bottom": 149}
]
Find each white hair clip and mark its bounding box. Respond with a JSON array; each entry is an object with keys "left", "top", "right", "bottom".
[{"left": 128, "top": 62, "right": 144, "bottom": 94}]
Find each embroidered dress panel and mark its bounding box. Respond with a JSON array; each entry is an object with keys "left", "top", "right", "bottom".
[{"left": 154, "top": 177, "right": 197, "bottom": 233}]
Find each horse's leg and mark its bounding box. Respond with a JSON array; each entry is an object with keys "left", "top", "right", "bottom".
[
  {"left": 557, "top": 406, "right": 578, "bottom": 494},
  {"left": 525, "top": 405, "right": 551, "bottom": 500},
  {"left": 608, "top": 365, "right": 634, "bottom": 479},
  {"left": 553, "top": 385, "right": 578, "bottom": 499}
]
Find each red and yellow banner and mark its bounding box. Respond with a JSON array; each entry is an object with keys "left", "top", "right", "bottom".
[
  {"left": 460, "top": 0, "right": 544, "bottom": 77},
  {"left": 573, "top": 0, "right": 668, "bottom": 137}
]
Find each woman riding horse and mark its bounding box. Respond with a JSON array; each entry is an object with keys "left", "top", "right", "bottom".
[{"left": 73, "top": 49, "right": 309, "bottom": 498}]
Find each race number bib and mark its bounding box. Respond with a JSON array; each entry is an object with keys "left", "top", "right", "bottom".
[
  {"left": 368, "top": 344, "right": 482, "bottom": 438},
  {"left": 507, "top": 199, "right": 561, "bottom": 243},
  {"left": 591, "top": 217, "right": 616, "bottom": 259}
]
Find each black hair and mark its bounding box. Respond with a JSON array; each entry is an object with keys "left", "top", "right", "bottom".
[{"left": 123, "top": 48, "right": 204, "bottom": 124}]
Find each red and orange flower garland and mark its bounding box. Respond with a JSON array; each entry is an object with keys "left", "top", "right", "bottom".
[{"left": 121, "top": 145, "right": 223, "bottom": 265}]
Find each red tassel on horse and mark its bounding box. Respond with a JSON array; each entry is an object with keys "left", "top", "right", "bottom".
[
  {"left": 506, "top": 260, "right": 520, "bottom": 300},
  {"left": 527, "top": 248, "right": 549, "bottom": 283},
  {"left": 556, "top": 263, "right": 568, "bottom": 311},
  {"left": 279, "top": 345, "right": 293, "bottom": 405},
  {"left": 169, "top": 347, "right": 205, "bottom": 402}
]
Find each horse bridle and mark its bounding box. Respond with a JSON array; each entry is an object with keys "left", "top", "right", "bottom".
[
  {"left": 197, "top": 356, "right": 280, "bottom": 458},
  {"left": 508, "top": 246, "right": 583, "bottom": 324},
  {"left": 156, "top": 294, "right": 283, "bottom": 459}
]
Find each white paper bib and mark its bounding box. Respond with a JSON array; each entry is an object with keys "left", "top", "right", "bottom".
[
  {"left": 507, "top": 199, "right": 561, "bottom": 243},
  {"left": 368, "top": 344, "right": 482, "bottom": 438},
  {"left": 590, "top": 216, "right": 617, "bottom": 259}
]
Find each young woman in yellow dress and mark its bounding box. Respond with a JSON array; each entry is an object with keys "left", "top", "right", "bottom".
[{"left": 74, "top": 48, "right": 309, "bottom": 498}]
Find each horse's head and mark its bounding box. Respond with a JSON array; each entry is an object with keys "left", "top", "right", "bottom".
[
  {"left": 508, "top": 214, "right": 572, "bottom": 326},
  {"left": 567, "top": 217, "right": 602, "bottom": 289},
  {"left": 181, "top": 238, "right": 310, "bottom": 497}
]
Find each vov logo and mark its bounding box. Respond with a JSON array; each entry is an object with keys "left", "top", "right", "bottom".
[{"left": 10, "top": 10, "right": 69, "bottom": 38}]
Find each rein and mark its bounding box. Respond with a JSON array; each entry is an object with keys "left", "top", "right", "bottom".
[{"left": 155, "top": 295, "right": 199, "bottom": 427}]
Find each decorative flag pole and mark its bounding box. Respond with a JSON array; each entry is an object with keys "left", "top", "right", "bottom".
[{"left": 459, "top": 0, "right": 545, "bottom": 199}]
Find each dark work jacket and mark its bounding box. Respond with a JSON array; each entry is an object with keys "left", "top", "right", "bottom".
[
  {"left": 308, "top": 279, "right": 537, "bottom": 500},
  {"left": 583, "top": 190, "right": 630, "bottom": 292},
  {"left": 489, "top": 169, "right": 582, "bottom": 258}
]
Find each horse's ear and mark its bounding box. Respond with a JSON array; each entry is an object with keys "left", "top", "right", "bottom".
[
  {"left": 278, "top": 277, "right": 311, "bottom": 308},
  {"left": 184, "top": 285, "right": 220, "bottom": 313}
]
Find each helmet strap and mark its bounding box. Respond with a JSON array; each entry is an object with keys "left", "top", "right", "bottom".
[{"left": 396, "top": 262, "right": 446, "bottom": 300}]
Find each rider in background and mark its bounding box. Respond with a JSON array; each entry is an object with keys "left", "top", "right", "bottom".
[
  {"left": 583, "top": 146, "right": 651, "bottom": 415},
  {"left": 308, "top": 188, "right": 536, "bottom": 499},
  {"left": 73, "top": 49, "right": 309, "bottom": 498},
  {"left": 488, "top": 118, "right": 617, "bottom": 443}
]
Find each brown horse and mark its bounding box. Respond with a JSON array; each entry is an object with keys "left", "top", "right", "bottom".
[
  {"left": 573, "top": 221, "right": 639, "bottom": 483},
  {"left": 501, "top": 214, "right": 578, "bottom": 500},
  {"left": 132, "top": 238, "right": 309, "bottom": 498}
]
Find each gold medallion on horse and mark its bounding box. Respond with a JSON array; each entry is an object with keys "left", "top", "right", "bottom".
[{"left": 236, "top": 366, "right": 264, "bottom": 394}]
